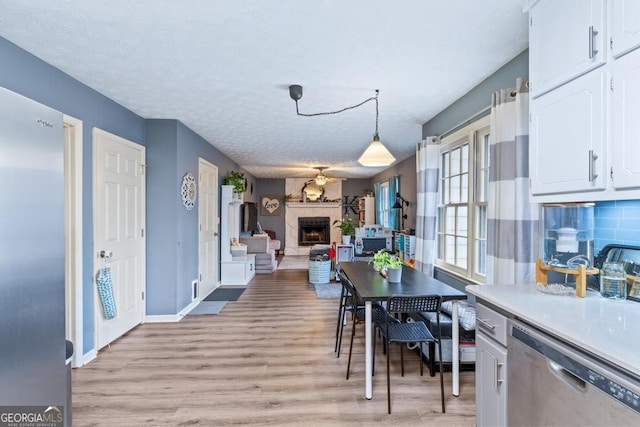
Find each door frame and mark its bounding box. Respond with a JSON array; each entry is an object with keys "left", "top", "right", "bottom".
[
  {"left": 63, "top": 114, "right": 83, "bottom": 368},
  {"left": 92, "top": 127, "right": 146, "bottom": 351}
]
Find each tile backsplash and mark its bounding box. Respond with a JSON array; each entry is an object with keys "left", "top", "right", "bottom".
[{"left": 594, "top": 200, "right": 640, "bottom": 256}]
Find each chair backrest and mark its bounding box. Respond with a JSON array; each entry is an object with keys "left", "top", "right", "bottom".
[
  {"left": 386, "top": 295, "right": 442, "bottom": 315},
  {"left": 338, "top": 270, "right": 361, "bottom": 304}
]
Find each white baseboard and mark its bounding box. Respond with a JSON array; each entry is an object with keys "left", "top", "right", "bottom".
[
  {"left": 145, "top": 313, "right": 184, "bottom": 323},
  {"left": 144, "top": 299, "right": 199, "bottom": 322},
  {"left": 82, "top": 349, "right": 97, "bottom": 366}
]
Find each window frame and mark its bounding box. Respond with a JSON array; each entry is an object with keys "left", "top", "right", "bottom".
[
  {"left": 379, "top": 181, "right": 390, "bottom": 228},
  {"left": 435, "top": 114, "right": 490, "bottom": 284}
]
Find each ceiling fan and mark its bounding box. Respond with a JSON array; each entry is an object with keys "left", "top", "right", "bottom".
[{"left": 308, "top": 167, "right": 345, "bottom": 186}]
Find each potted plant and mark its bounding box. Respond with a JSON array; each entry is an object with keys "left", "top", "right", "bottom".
[
  {"left": 370, "top": 249, "right": 403, "bottom": 282},
  {"left": 332, "top": 217, "right": 355, "bottom": 244},
  {"left": 224, "top": 171, "right": 246, "bottom": 200}
]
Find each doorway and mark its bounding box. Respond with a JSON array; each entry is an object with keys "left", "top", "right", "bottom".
[{"left": 64, "top": 115, "right": 83, "bottom": 367}]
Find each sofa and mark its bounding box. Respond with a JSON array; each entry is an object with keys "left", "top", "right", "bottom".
[{"left": 238, "top": 234, "right": 281, "bottom": 274}]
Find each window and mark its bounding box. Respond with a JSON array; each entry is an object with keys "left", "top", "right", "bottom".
[
  {"left": 436, "top": 115, "right": 490, "bottom": 283},
  {"left": 379, "top": 181, "right": 390, "bottom": 228}
]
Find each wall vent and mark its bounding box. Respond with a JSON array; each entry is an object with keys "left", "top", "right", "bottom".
[{"left": 192, "top": 279, "right": 198, "bottom": 301}]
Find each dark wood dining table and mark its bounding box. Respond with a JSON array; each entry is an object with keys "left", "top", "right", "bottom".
[{"left": 340, "top": 261, "right": 468, "bottom": 399}]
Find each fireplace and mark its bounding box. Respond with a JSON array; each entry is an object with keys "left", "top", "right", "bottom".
[{"left": 298, "top": 217, "right": 330, "bottom": 246}]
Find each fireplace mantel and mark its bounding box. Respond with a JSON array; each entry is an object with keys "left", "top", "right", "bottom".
[{"left": 286, "top": 202, "right": 341, "bottom": 209}]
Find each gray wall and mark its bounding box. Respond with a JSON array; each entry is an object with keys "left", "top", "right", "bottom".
[
  {"left": 0, "top": 36, "right": 145, "bottom": 355},
  {"left": 146, "top": 119, "right": 247, "bottom": 315},
  {"left": 422, "top": 49, "right": 529, "bottom": 137},
  {"left": 0, "top": 36, "right": 247, "bottom": 355},
  {"left": 370, "top": 156, "right": 418, "bottom": 230},
  {"left": 255, "top": 179, "right": 286, "bottom": 241},
  {"left": 369, "top": 49, "right": 530, "bottom": 233}
]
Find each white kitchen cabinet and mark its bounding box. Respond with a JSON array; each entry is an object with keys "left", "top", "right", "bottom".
[
  {"left": 475, "top": 302, "right": 508, "bottom": 427},
  {"left": 611, "top": 0, "right": 640, "bottom": 59},
  {"left": 612, "top": 50, "right": 640, "bottom": 190},
  {"left": 476, "top": 333, "right": 507, "bottom": 427},
  {"left": 530, "top": 0, "right": 606, "bottom": 98},
  {"left": 530, "top": 69, "right": 607, "bottom": 196}
]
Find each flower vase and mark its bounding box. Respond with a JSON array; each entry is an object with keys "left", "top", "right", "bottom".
[
  {"left": 342, "top": 235, "right": 351, "bottom": 245},
  {"left": 387, "top": 267, "right": 402, "bottom": 283}
]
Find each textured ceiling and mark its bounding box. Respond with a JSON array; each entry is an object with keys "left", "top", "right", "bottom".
[{"left": 0, "top": 0, "right": 528, "bottom": 179}]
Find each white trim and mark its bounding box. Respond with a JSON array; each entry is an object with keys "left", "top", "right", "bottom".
[
  {"left": 145, "top": 314, "right": 185, "bottom": 323},
  {"left": 63, "top": 114, "right": 84, "bottom": 368},
  {"left": 145, "top": 298, "right": 200, "bottom": 323},
  {"left": 436, "top": 114, "right": 490, "bottom": 283},
  {"left": 180, "top": 299, "right": 200, "bottom": 316},
  {"left": 81, "top": 349, "right": 98, "bottom": 366}
]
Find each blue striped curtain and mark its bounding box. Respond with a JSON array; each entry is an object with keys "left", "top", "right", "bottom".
[
  {"left": 486, "top": 77, "right": 539, "bottom": 284},
  {"left": 415, "top": 137, "right": 440, "bottom": 275}
]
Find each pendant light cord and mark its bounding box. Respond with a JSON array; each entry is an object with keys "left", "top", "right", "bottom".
[
  {"left": 295, "top": 90, "right": 378, "bottom": 118},
  {"left": 374, "top": 89, "right": 379, "bottom": 137}
]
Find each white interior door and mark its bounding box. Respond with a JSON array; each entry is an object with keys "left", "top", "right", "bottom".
[
  {"left": 94, "top": 128, "right": 145, "bottom": 350},
  {"left": 198, "top": 158, "right": 219, "bottom": 298}
]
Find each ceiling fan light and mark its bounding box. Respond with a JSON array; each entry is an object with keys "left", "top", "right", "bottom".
[
  {"left": 358, "top": 135, "right": 396, "bottom": 167},
  {"left": 314, "top": 174, "right": 328, "bottom": 186}
]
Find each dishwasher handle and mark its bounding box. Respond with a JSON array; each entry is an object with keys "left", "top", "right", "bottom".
[{"left": 547, "top": 359, "right": 587, "bottom": 394}]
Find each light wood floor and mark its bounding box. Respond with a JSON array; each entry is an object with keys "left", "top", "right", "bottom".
[{"left": 72, "top": 269, "right": 476, "bottom": 426}]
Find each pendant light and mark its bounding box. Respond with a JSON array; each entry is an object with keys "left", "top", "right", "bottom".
[
  {"left": 289, "top": 85, "right": 395, "bottom": 167},
  {"left": 358, "top": 90, "right": 396, "bottom": 167}
]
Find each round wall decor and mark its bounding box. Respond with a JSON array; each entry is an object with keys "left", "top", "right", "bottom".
[{"left": 181, "top": 172, "right": 197, "bottom": 210}]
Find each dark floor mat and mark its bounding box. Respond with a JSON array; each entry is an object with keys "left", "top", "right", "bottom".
[{"left": 203, "top": 287, "right": 245, "bottom": 301}]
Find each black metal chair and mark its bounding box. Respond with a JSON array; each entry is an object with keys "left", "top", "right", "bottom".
[
  {"left": 337, "top": 270, "right": 399, "bottom": 380},
  {"left": 376, "top": 294, "right": 445, "bottom": 414},
  {"left": 334, "top": 269, "right": 354, "bottom": 357}
]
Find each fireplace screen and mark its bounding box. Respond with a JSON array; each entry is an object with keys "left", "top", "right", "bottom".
[{"left": 298, "top": 217, "right": 330, "bottom": 246}]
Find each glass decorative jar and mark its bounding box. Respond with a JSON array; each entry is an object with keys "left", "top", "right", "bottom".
[{"left": 600, "top": 262, "right": 627, "bottom": 300}]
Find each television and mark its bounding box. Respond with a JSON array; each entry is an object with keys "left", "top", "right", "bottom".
[{"left": 241, "top": 202, "right": 258, "bottom": 233}]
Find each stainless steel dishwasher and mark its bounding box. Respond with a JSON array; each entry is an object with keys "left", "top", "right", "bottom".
[{"left": 507, "top": 319, "right": 640, "bottom": 426}]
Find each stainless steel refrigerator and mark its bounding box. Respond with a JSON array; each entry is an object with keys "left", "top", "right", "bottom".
[{"left": 0, "top": 87, "right": 67, "bottom": 419}]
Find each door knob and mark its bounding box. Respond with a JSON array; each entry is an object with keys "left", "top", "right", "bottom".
[{"left": 99, "top": 250, "right": 113, "bottom": 259}]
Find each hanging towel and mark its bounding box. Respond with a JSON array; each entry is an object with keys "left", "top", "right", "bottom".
[{"left": 96, "top": 267, "right": 117, "bottom": 320}]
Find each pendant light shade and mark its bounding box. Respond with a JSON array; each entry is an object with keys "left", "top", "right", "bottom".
[
  {"left": 358, "top": 90, "right": 395, "bottom": 167},
  {"left": 358, "top": 134, "right": 396, "bottom": 166}
]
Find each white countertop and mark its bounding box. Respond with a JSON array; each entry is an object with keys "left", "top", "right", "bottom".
[{"left": 466, "top": 283, "right": 640, "bottom": 378}]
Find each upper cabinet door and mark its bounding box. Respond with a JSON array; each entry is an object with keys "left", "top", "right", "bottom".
[
  {"left": 530, "top": 69, "right": 607, "bottom": 196},
  {"left": 612, "top": 51, "right": 640, "bottom": 190},
  {"left": 611, "top": 0, "right": 640, "bottom": 59},
  {"left": 530, "top": 0, "right": 606, "bottom": 98}
]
